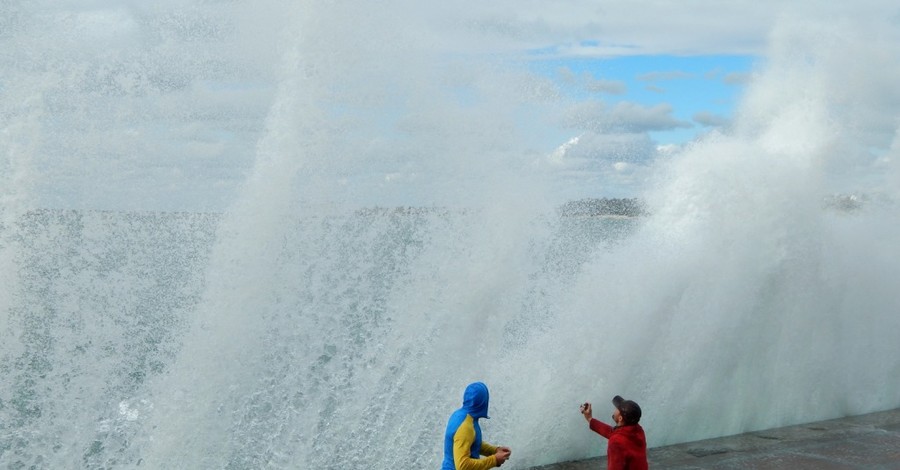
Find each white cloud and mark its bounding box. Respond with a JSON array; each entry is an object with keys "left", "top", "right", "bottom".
[
  {"left": 433, "top": 0, "right": 900, "bottom": 58},
  {"left": 547, "top": 135, "right": 582, "bottom": 166},
  {"left": 693, "top": 111, "right": 730, "bottom": 127},
  {"left": 655, "top": 143, "right": 684, "bottom": 159},
  {"left": 723, "top": 72, "right": 753, "bottom": 85},
  {"left": 561, "top": 101, "right": 693, "bottom": 133},
  {"left": 543, "top": 131, "right": 666, "bottom": 199},
  {"left": 612, "top": 161, "right": 630, "bottom": 172},
  {"left": 558, "top": 67, "right": 627, "bottom": 95},
  {"left": 549, "top": 131, "right": 658, "bottom": 167},
  {"left": 584, "top": 77, "right": 627, "bottom": 95}
]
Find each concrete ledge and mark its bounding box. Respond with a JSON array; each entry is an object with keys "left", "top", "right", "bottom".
[{"left": 528, "top": 408, "right": 900, "bottom": 469}]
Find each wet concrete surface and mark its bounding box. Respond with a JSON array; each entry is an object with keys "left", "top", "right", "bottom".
[{"left": 528, "top": 408, "right": 900, "bottom": 469}]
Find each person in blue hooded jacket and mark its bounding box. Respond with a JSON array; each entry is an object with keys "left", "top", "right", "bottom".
[{"left": 441, "top": 382, "right": 511, "bottom": 469}]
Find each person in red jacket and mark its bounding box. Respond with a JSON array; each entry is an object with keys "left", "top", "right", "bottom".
[{"left": 580, "top": 395, "right": 648, "bottom": 470}]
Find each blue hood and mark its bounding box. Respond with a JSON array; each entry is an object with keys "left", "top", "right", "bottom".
[{"left": 462, "top": 382, "right": 490, "bottom": 419}]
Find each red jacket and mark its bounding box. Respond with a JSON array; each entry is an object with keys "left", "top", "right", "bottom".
[{"left": 589, "top": 418, "right": 648, "bottom": 470}]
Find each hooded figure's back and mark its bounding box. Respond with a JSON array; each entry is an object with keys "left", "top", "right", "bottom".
[{"left": 441, "top": 382, "right": 496, "bottom": 470}]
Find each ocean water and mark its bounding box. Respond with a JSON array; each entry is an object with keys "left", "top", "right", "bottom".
[
  {"left": 2, "top": 203, "right": 898, "bottom": 469},
  {"left": 0, "top": 207, "right": 636, "bottom": 468},
  {"left": 2, "top": 2, "right": 900, "bottom": 469}
]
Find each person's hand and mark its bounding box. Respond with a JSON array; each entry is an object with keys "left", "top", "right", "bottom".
[
  {"left": 494, "top": 446, "right": 511, "bottom": 466},
  {"left": 580, "top": 402, "right": 592, "bottom": 421}
]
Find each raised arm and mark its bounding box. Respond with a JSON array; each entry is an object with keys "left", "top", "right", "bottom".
[{"left": 582, "top": 402, "right": 614, "bottom": 439}]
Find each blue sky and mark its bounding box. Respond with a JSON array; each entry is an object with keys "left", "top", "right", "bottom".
[{"left": 532, "top": 54, "right": 756, "bottom": 145}]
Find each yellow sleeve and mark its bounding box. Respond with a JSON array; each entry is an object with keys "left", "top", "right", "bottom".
[
  {"left": 452, "top": 415, "right": 498, "bottom": 470},
  {"left": 480, "top": 441, "right": 497, "bottom": 456}
]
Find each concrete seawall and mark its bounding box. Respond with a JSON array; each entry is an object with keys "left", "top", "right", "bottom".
[{"left": 528, "top": 408, "right": 900, "bottom": 469}]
